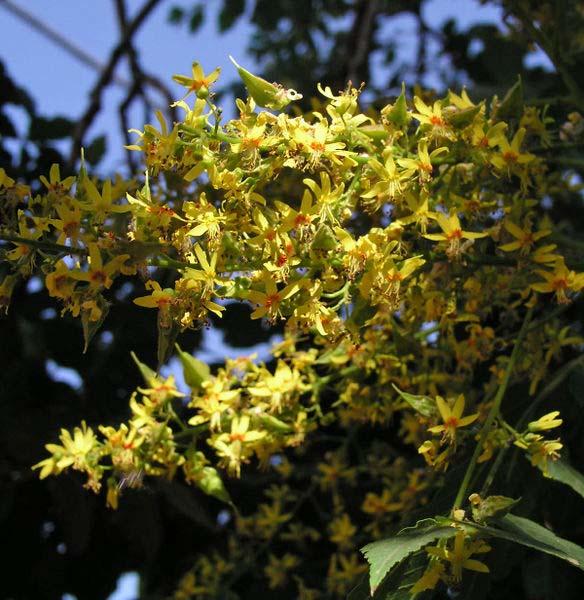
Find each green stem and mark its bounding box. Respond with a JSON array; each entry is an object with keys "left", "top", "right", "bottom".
[
  {"left": 147, "top": 255, "right": 192, "bottom": 270},
  {"left": 483, "top": 352, "right": 584, "bottom": 493},
  {"left": 0, "top": 233, "right": 88, "bottom": 256},
  {"left": 452, "top": 306, "right": 534, "bottom": 510}
]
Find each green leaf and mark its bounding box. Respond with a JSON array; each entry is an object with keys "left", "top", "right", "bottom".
[
  {"left": 470, "top": 495, "right": 520, "bottom": 524},
  {"left": 29, "top": 116, "right": 73, "bottom": 141},
  {"left": 311, "top": 224, "right": 337, "bottom": 251},
  {"left": 230, "top": 55, "right": 296, "bottom": 110},
  {"left": 257, "top": 414, "right": 293, "bottom": 434},
  {"left": 543, "top": 459, "right": 584, "bottom": 500},
  {"left": 175, "top": 344, "right": 210, "bottom": 390},
  {"left": 348, "top": 296, "right": 376, "bottom": 329},
  {"left": 494, "top": 76, "right": 523, "bottom": 120},
  {"left": 484, "top": 514, "right": 584, "bottom": 571},
  {"left": 447, "top": 104, "right": 482, "bottom": 128},
  {"left": 347, "top": 574, "right": 369, "bottom": 600},
  {"left": 218, "top": 0, "right": 245, "bottom": 32},
  {"left": 131, "top": 351, "right": 158, "bottom": 387},
  {"left": 361, "top": 519, "right": 456, "bottom": 594},
  {"left": 348, "top": 556, "right": 427, "bottom": 600},
  {"left": 81, "top": 296, "right": 110, "bottom": 353},
  {"left": 392, "top": 384, "right": 437, "bottom": 418},
  {"left": 197, "top": 466, "right": 232, "bottom": 504},
  {"left": 167, "top": 6, "right": 184, "bottom": 23},
  {"left": 188, "top": 5, "right": 204, "bottom": 32},
  {"left": 384, "top": 83, "right": 410, "bottom": 127},
  {"left": 360, "top": 124, "right": 389, "bottom": 141},
  {"left": 84, "top": 135, "right": 107, "bottom": 165},
  {"left": 157, "top": 321, "right": 179, "bottom": 368}
]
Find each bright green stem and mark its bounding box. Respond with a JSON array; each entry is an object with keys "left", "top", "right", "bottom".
[{"left": 453, "top": 306, "right": 534, "bottom": 510}]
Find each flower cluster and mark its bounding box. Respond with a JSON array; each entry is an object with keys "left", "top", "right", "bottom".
[{"left": 1, "top": 59, "right": 582, "bottom": 597}]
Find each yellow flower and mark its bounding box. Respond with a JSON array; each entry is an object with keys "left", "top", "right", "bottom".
[
  {"left": 412, "top": 96, "right": 455, "bottom": 139},
  {"left": 45, "top": 260, "right": 75, "bottom": 299},
  {"left": 490, "top": 128, "right": 534, "bottom": 172},
  {"left": 39, "top": 163, "right": 76, "bottom": 196},
  {"left": 424, "top": 212, "right": 488, "bottom": 258},
  {"left": 531, "top": 259, "right": 584, "bottom": 304},
  {"left": 69, "top": 244, "right": 129, "bottom": 291},
  {"left": 0, "top": 167, "right": 15, "bottom": 188},
  {"left": 246, "top": 276, "right": 302, "bottom": 321},
  {"left": 303, "top": 171, "right": 345, "bottom": 225},
  {"left": 362, "top": 489, "right": 402, "bottom": 517},
  {"left": 426, "top": 531, "right": 490, "bottom": 583},
  {"left": 515, "top": 432, "right": 562, "bottom": 474},
  {"left": 410, "top": 561, "right": 445, "bottom": 594},
  {"left": 81, "top": 177, "right": 132, "bottom": 223},
  {"left": 397, "top": 140, "right": 448, "bottom": 182},
  {"left": 0, "top": 274, "right": 18, "bottom": 313},
  {"left": 528, "top": 411, "right": 562, "bottom": 433},
  {"left": 469, "top": 121, "right": 506, "bottom": 149},
  {"left": 173, "top": 61, "right": 221, "bottom": 99},
  {"left": 213, "top": 415, "right": 266, "bottom": 477},
  {"left": 189, "top": 378, "right": 240, "bottom": 430},
  {"left": 33, "top": 421, "right": 99, "bottom": 479},
  {"left": 499, "top": 220, "right": 550, "bottom": 255},
  {"left": 428, "top": 394, "right": 479, "bottom": 443},
  {"left": 247, "top": 360, "right": 303, "bottom": 412},
  {"left": 361, "top": 154, "right": 406, "bottom": 209},
  {"left": 317, "top": 453, "right": 357, "bottom": 490},
  {"left": 133, "top": 280, "right": 175, "bottom": 309},
  {"left": 328, "top": 513, "right": 357, "bottom": 549},
  {"left": 264, "top": 553, "right": 300, "bottom": 589}
]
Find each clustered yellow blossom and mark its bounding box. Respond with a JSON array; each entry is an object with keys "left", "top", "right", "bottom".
[{"left": 0, "top": 58, "right": 580, "bottom": 598}]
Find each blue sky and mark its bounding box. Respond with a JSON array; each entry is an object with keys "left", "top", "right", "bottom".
[{"left": 0, "top": 0, "right": 514, "bottom": 173}]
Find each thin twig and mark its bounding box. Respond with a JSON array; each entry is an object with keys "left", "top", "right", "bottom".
[
  {"left": 0, "top": 0, "right": 129, "bottom": 88},
  {"left": 68, "top": 0, "right": 163, "bottom": 166}
]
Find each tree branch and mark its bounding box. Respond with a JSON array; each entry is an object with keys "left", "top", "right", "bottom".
[{"left": 68, "top": 0, "right": 163, "bottom": 166}]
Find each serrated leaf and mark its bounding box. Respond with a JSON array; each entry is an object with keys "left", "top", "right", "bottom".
[
  {"left": 392, "top": 384, "right": 437, "bottom": 418},
  {"left": 544, "top": 459, "right": 584, "bottom": 500},
  {"left": 483, "top": 514, "right": 584, "bottom": 571},
  {"left": 361, "top": 520, "right": 455, "bottom": 594},
  {"left": 175, "top": 344, "right": 210, "bottom": 390}
]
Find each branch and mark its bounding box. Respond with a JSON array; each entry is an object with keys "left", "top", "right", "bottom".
[
  {"left": 0, "top": 0, "right": 129, "bottom": 88},
  {"left": 68, "top": 0, "right": 163, "bottom": 166},
  {"left": 344, "top": 0, "right": 381, "bottom": 86}
]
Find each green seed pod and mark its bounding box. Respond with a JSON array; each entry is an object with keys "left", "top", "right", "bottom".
[{"left": 230, "top": 55, "right": 302, "bottom": 110}]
